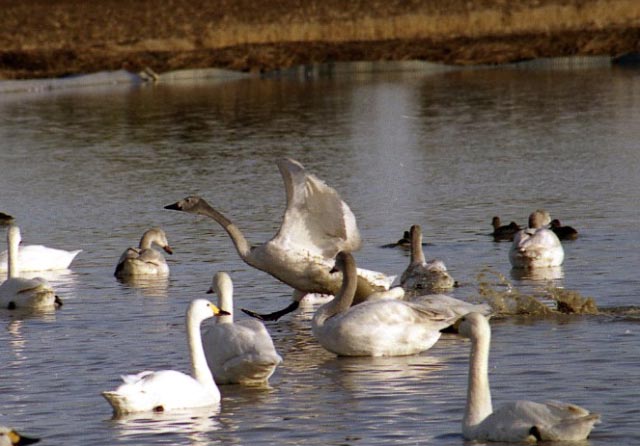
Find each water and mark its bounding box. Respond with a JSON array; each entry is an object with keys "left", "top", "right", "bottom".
[{"left": 0, "top": 63, "right": 639, "bottom": 445}]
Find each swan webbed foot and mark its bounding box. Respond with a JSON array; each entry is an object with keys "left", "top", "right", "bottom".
[{"left": 241, "top": 301, "right": 300, "bottom": 321}]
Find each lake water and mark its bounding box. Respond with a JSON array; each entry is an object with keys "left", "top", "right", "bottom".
[{"left": 0, "top": 61, "right": 639, "bottom": 445}]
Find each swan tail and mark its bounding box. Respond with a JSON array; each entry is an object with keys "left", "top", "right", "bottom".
[{"left": 101, "top": 391, "right": 131, "bottom": 414}]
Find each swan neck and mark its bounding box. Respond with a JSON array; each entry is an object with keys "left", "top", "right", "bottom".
[
  {"left": 411, "top": 228, "right": 426, "bottom": 264},
  {"left": 139, "top": 232, "right": 155, "bottom": 250},
  {"left": 197, "top": 201, "right": 252, "bottom": 260},
  {"left": 318, "top": 257, "right": 357, "bottom": 324},
  {"left": 186, "top": 312, "right": 218, "bottom": 396},
  {"left": 216, "top": 280, "right": 234, "bottom": 325},
  {"left": 464, "top": 328, "right": 493, "bottom": 431},
  {"left": 7, "top": 227, "right": 19, "bottom": 278}
]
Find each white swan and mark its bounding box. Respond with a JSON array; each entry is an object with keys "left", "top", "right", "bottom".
[
  {"left": 0, "top": 226, "right": 61, "bottom": 311},
  {"left": 202, "top": 272, "right": 282, "bottom": 385},
  {"left": 102, "top": 299, "right": 228, "bottom": 415},
  {"left": 0, "top": 242, "right": 81, "bottom": 273},
  {"left": 0, "top": 426, "right": 39, "bottom": 446},
  {"left": 312, "top": 252, "right": 458, "bottom": 357},
  {"left": 114, "top": 228, "right": 173, "bottom": 277},
  {"left": 509, "top": 211, "right": 564, "bottom": 268},
  {"left": 165, "top": 158, "right": 394, "bottom": 320},
  {"left": 458, "top": 312, "right": 600, "bottom": 442},
  {"left": 400, "top": 225, "right": 456, "bottom": 295}
]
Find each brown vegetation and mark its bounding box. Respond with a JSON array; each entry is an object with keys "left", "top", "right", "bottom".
[{"left": 1, "top": 0, "right": 639, "bottom": 79}]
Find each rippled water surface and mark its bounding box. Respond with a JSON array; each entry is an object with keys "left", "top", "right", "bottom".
[{"left": 0, "top": 63, "right": 639, "bottom": 445}]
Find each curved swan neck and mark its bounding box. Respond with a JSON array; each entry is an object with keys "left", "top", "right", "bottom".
[
  {"left": 464, "top": 324, "right": 493, "bottom": 431},
  {"left": 196, "top": 201, "right": 252, "bottom": 260},
  {"left": 186, "top": 309, "right": 218, "bottom": 396},
  {"left": 318, "top": 253, "right": 358, "bottom": 324},
  {"left": 7, "top": 226, "right": 20, "bottom": 278},
  {"left": 214, "top": 273, "right": 234, "bottom": 324},
  {"left": 410, "top": 225, "right": 426, "bottom": 264},
  {"left": 139, "top": 231, "right": 156, "bottom": 250}
]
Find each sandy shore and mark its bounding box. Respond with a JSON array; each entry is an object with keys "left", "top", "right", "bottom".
[{"left": 1, "top": 0, "right": 639, "bottom": 79}]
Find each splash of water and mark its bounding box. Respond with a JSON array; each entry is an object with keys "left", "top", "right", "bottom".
[{"left": 475, "top": 268, "right": 598, "bottom": 316}]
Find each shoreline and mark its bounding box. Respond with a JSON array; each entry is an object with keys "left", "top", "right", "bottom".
[{"left": 1, "top": 0, "right": 639, "bottom": 81}]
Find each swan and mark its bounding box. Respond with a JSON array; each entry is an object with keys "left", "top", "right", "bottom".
[
  {"left": 491, "top": 217, "right": 520, "bottom": 242},
  {"left": 0, "top": 427, "right": 39, "bottom": 446},
  {"left": 0, "top": 239, "right": 81, "bottom": 273},
  {"left": 509, "top": 212, "right": 564, "bottom": 268},
  {"left": 0, "top": 226, "right": 61, "bottom": 311},
  {"left": 550, "top": 219, "right": 579, "bottom": 240},
  {"left": 102, "top": 299, "right": 228, "bottom": 415},
  {"left": 165, "top": 158, "right": 394, "bottom": 321},
  {"left": 458, "top": 312, "right": 600, "bottom": 442},
  {"left": 400, "top": 225, "right": 456, "bottom": 295},
  {"left": 114, "top": 228, "right": 173, "bottom": 277},
  {"left": 312, "top": 252, "right": 458, "bottom": 357},
  {"left": 202, "top": 271, "right": 282, "bottom": 385}
]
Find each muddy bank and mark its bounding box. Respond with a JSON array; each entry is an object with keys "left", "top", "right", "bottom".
[{"left": 1, "top": 0, "right": 639, "bottom": 79}]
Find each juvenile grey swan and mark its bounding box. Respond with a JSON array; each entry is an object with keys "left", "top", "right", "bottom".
[
  {"left": 458, "top": 312, "right": 600, "bottom": 442},
  {"left": 165, "top": 158, "right": 394, "bottom": 320},
  {"left": 114, "top": 228, "right": 173, "bottom": 277},
  {"left": 400, "top": 225, "right": 457, "bottom": 295}
]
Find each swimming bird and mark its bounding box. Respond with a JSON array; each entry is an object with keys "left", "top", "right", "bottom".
[
  {"left": 114, "top": 228, "right": 173, "bottom": 277},
  {"left": 0, "top": 237, "right": 81, "bottom": 273},
  {"left": 458, "top": 312, "right": 600, "bottom": 442},
  {"left": 379, "top": 230, "right": 411, "bottom": 248},
  {"left": 0, "top": 212, "right": 14, "bottom": 225},
  {"left": 312, "top": 252, "right": 458, "bottom": 357},
  {"left": 202, "top": 271, "right": 282, "bottom": 385},
  {"left": 491, "top": 217, "right": 520, "bottom": 242},
  {"left": 0, "top": 427, "right": 39, "bottom": 446},
  {"left": 509, "top": 211, "right": 564, "bottom": 268},
  {"left": 400, "top": 225, "right": 456, "bottom": 295},
  {"left": 0, "top": 226, "right": 61, "bottom": 311},
  {"left": 165, "top": 158, "right": 393, "bottom": 321},
  {"left": 549, "top": 219, "right": 578, "bottom": 240},
  {"left": 102, "top": 299, "right": 228, "bottom": 415}
]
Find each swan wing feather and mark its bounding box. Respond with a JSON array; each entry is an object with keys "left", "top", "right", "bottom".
[{"left": 273, "top": 158, "right": 361, "bottom": 258}]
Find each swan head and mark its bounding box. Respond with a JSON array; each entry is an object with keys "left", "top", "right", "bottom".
[
  {"left": 457, "top": 312, "right": 490, "bottom": 340},
  {"left": 0, "top": 427, "right": 40, "bottom": 446},
  {"left": 529, "top": 209, "right": 551, "bottom": 228},
  {"left": 140, "top": 228, "right": 173, "bottom": 254},
  {"left": 164, "top": 196, "right": 206, "bottom": 213},
  {"left": 330, "top": 251, "right": 356, "bottom": 275},
  {"left": 206, "top": 272, "right": 234, "bottom": 316},
  {"left": 187, "top": 299, "right": 230, "bottom": 324}
]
